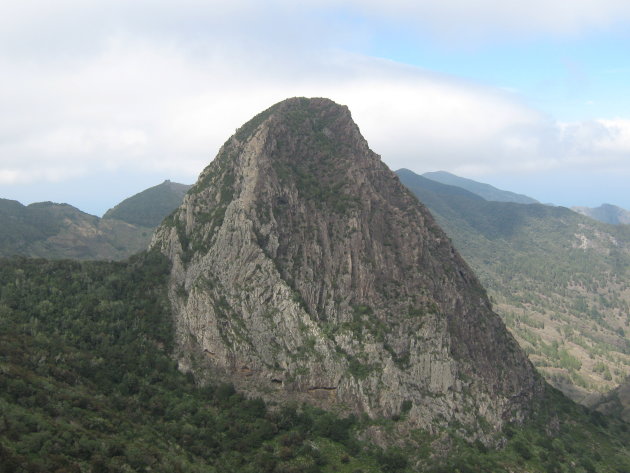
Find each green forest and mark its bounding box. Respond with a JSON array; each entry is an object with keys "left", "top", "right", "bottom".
[{"left": 2, "top": 252, "right": 630, "bottom": 472}]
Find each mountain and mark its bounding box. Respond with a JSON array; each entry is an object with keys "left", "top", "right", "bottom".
[
  {"left": 103, "top": 180, "right": 192, "bottom": 227},
  {"left": 423, "top": 170, "right": 539, "bottom": 204},
  {"left": 397, "top": 169, "right": 630, "bottom": 402},
  {"left": 0, "top": 199, "right": 152, "bottom": 260},
  {"left": 573, "top": 203, "right": 630, "bottom": 225},
  {"left": 151, "top": 97, "right": 544, "bottom": 439}
]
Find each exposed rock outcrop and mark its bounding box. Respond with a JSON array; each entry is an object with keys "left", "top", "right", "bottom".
[{"left": 150, "top": 97, "right": 544, "bottom": 438}]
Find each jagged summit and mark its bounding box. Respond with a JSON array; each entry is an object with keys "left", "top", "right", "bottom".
[{"left": 151, "top": 97, "right": 544, "bottom": 438}]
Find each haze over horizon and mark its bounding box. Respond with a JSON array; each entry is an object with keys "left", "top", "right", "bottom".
[{"left": 1, "top": 1, "right": 630, "bottom": 215}]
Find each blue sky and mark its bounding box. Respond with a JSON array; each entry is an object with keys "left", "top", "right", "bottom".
[{"left": 1, "top": 1, "right": 630, "bottom": 214}]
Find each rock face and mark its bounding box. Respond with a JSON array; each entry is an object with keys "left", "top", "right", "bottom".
[{"left": 150, "top": 97, "right": 544, "bottom": 437}]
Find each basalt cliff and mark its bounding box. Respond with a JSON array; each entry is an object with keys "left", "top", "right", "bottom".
[{"left": 150, "top": 97, "right": 544, "bottom": 437}]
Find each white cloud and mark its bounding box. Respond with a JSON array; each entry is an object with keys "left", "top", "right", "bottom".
[
  {"left": 2, "top": 35, "right": 630, "bottom": 191},
  {"left": 2, "top": 1, "right": 630, "bottom": 213}
]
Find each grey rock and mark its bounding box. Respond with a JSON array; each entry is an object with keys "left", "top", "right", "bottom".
[{"left": 151, "top": 97, "right": 544, "bottom": 440}]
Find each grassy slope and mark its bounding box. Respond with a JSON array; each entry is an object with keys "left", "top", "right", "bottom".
[{"left": 398, "top": 170, "right": 630, "bottom": 400}]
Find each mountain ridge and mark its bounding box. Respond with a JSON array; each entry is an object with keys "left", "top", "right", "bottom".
[
  {"left": 0, "top": 198, "right": 152, "bottom": 260},
  {"left": 103, "top": 179, "right": 192, "bottom": 227},
  {"left": 573, "top": 203, "right": 630, "bottom": 225},
  {"left": 422, "top": 170, "right": 539, "bottom": 204}
]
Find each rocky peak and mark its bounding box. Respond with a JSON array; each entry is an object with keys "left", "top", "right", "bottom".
[{"left": 150, "top": 97, "right": 544, "bottom": 439}]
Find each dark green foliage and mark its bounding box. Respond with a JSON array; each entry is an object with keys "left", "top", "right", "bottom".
[
  {"left": 0, "top": 199, "right": 65, "bottom": 249},
  {"left": 0, "top": 252, "right": 381, "bottom": 472},
  {"left": 103, "top": 180, "right": 191, "bottom": 227},
  {"left": 269, "top": 99, "right": 360, "bottom": 214},
  {"left": 376, "top": 448, "right": 409, "bottom": 473},
  {"left": 0, "top": 200, "right": 88, "bottom": 257},
  {"left": 424, "top": 387, "right": 630, "bottom": 473},
  {"left": 512, "top": 440, "right": 533, "bottom": 460},
  {"left": 400, "top": 400, "right": 413, "bottom": 414}
]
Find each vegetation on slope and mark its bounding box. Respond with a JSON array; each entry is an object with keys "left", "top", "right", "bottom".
[
  {"left": 0, "top": 199, "right": 152, "bottom": 261},
  {"left": 398, "top": 170, "right": 630, "bottom": 400},
  {"left": 1, "top": 253, "right": 630, "bottom": 472},
  {"left": 590, "top": 378, "right": 630, "bottom": 422},
  {"left": 103, "top": 180, "right": 191, "bottom": 227},
  {"left": 0, "top": 254, "right": 395, "bottom": 472}
]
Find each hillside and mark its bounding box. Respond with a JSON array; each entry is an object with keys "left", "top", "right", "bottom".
[
  {"left": 103, "top": 180, "right": 192, "bottom": 227},
  {"left": 3, "top": 254, "right": 630, "bottom": 472},
  {"left": 0, "top": 199, "right": 152, "bottom": 260},
  {"left": 422, "top": 170, "right": 539, "bottom": 204},
  {"left": 397, "top": 169, "right": 630, "bottom": 401},
  {"left": 0, "top": 254, "right": 393, "bottom": 472},
  {"left": 573, "top": 203, "right": 630, "bottom": 225}
]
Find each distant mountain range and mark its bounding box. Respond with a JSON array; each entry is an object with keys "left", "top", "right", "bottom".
[
  {"left": 573, "top": 203, "right": 630, "bottom": 225},
  {"left": 0, "top": 180, "right": 190, "bottom": 260},
  {"left": 422, "top": 170, "right": 539, "bottom": 204},
  {"left": 0, "top": 199, "right": 152, "bottom": 260},
  {"left": 3, "top": 164, "right": 630, "bottom": 403},
  {"left": 397, "top": 168, "right": 630, "bottom": 402}
]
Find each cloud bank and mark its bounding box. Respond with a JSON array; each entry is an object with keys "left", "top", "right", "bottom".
[
  {"left": 1, "top": 1, "right": 630, "bottom": 211},
  {"left": 2, "top": 40, "right": 628, "bottom": 184}
]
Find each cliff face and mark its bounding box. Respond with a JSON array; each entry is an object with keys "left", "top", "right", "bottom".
[{"left": 151, "top": 97, "right": 544, "bottom": 436}]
